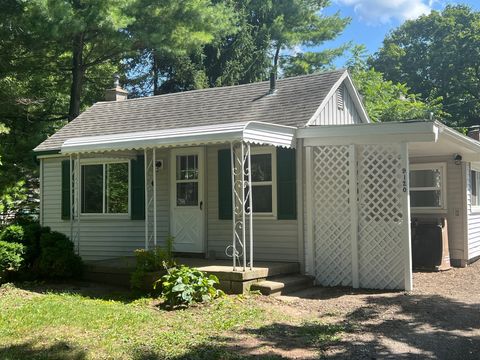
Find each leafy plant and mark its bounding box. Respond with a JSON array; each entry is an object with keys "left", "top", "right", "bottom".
[
  {"left": 0, "top": 224, "right": 25, "bottom": 243},
  {"left": 0, "top": 241, "right": 24, "bottom": 283},
  {"left": 155, "top": 265, "right": 223, "bottom": 309},
  {"left": 130, "top": 235, "right": 176, "bottom": 290},
  {"left": 35, "top": 231, "right": 83, "bottom": 279}
]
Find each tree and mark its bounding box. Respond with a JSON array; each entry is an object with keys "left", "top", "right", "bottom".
[
  {"left": 371, "top": 5, "right": 480, "bottom": 127},
  {"left": 348, "top": 46, "right": 444, "bottom": 123}
]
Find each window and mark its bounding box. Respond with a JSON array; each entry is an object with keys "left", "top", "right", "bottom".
[
  {"left": 409, "top": 163, "right": 446, "bottom": 210},
  {"left": 175, "top": 154, "right": 199, "bottom": 206},
  {"left": 249, "top": 148, "right": 276, "bottom": 215},
  {"left": 81, "top": 162, "right": 129, "bottom": 214},
  {"left": 471, "top": 168, "right": 480, "bottom": 211}
]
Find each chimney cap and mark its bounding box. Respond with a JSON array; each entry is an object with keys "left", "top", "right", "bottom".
[{"left": 113, "top": 73, "right": 120, "bottom": 88}]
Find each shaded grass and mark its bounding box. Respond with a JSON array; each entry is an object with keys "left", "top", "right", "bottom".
[{"left": 0, "top": 283, "right": 344, "bottom": 359}]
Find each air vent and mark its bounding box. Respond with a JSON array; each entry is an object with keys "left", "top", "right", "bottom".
[{"left": 337, "top": 86, "right": 344, "bottom": 110}]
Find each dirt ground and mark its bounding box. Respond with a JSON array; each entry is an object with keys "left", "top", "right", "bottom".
[{"left": 247, "top": 261, "right": 480, "bottom": 359}]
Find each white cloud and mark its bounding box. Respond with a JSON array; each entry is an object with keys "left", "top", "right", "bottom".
[{"left": 336, "top": 0, "right": 433, "bottom": 25}]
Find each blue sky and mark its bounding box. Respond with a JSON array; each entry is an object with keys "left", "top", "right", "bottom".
[{"left": 317, "top": 0, "right": 480, "bottom": 67}]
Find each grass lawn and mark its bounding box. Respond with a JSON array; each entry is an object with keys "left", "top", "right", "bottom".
[{"left": 0, "top": 283, "right": 343, "bottom": 359}]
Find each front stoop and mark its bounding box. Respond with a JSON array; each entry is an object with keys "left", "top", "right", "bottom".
[{"left": 250, "top": 275, "right": 314, "bottom": 296}]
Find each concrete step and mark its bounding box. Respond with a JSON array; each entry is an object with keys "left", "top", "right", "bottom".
[{"left": 250, "top": 274, "right": 314, "bottom": 296}]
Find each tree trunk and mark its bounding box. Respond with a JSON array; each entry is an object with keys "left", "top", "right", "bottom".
[
  {"left": 153, "top": 51, "right": 159, "bottom": 95},
  {"left": 273, "top": 44, "right": 281, "bottom": 77},
  {"left": 68, "top": 33, "right": 85, "bottom": 122}
]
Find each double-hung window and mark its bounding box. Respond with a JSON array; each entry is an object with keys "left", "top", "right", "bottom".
[
  {"left": 471, "top": 167, "right": 480, "bottom": 212},
  {"left": 249, "top": 147, "right": 276, "bottom": 216},
  {"left": 409, "top": 163, "right": 446, "bottom": 211},
  {"left": 81, "top": 161, "right": 129, "bottom": 215}
]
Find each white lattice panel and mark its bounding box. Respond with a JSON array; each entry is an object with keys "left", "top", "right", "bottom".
[
  {"left": 312, "top": 145, "right": 352, "bottom": 286},
  {"left": 357, "top": 144, "right": 405, "bottom": 289}
]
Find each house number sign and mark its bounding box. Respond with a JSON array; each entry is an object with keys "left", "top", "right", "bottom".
[{"left": 402, "top": 168, "right": 407, "bottom": 192}]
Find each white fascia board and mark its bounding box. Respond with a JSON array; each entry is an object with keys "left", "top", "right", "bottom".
[
  {"left": 439, "top": 125, "right": 480, "bottom": 159},
  {"left": 298, "top": 121, "right": 439, "bottom": 146},
  {"left": 60, "top": 121, "right": 296, "bottom": 154}
]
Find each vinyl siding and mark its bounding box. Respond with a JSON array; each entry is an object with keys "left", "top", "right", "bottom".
[
  {"left": 311, "top": 83, "right": 362, "bottom": 125},
  {"left": 41, "top": 151, "right": 170, "bottom": 261},
  {"left": 465, "top": 163, "right": 480, "bottom": 261},
  {"left": 206, "top": 145, "right": 299, "bottom": 262},
  {"left": 409, "top": 156, "right": 467, "bottom": 262}
]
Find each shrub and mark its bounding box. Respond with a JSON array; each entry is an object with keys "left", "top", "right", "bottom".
[
  {"left": 35, "top": 231, "right": 83, "bottom": 279},
  {"left": 0, "top": 225, "right": 24, "bottom": 244},
  {"left": 155, "top": 265, "right": 223, "bottom": 309},
  {"left": 0, "top": 241, "right": 24, "bottom": 283},
  {"left": 130, "top": 235, "right": 175, "bottom": 290}
]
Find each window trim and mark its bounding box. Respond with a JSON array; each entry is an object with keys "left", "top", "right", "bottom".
[
  {"left": 410, "top": 162, "right": 447, "bottom": 212},
  {"left": 250, "top": 146, "right": 277, "bottom": 219},
  {"left": 79, "top": 159, "right": 131, "bottom": 218},
  {"left": 471, "top": 164, "right": 480, "bottom": 213}
]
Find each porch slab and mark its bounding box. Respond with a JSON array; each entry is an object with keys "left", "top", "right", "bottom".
[{"left": 84, "top": 257, "right": 300, "bottom": 294}]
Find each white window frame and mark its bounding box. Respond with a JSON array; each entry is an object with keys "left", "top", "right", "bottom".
[
  {"left": 410, "top": 162, "right": 447, "bottom": 212},
  {"left": 471, "top": 164, "right": 480, "bottom": 213},
  {"left": 80, "top": 158, "right": 131, "bottom": 218},
  {"left": 250, "top": 146, "right": 277, "bottom": 219}
]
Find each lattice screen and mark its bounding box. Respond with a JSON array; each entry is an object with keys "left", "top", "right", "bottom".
[
  {"left": 312, "top": 145, "right": 352, "bottom": 286},
  {"left": 357, "top": 144, "right": 405, "bottom": 289},
  {"left": 311, "top": 143, "right": 409, "bottom": 290}
]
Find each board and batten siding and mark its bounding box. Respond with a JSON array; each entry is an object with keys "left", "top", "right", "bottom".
[
  {"left": 41, "top": 150, "right": 170, "bottom": 261},
  {"left": 206, "top": 145, "right": 299, "bottom": 262},
  {"left": 465, "top": 162, "right": 480, "bottom": 261},
  {"left": 309, "top": 83, "right": 363, "bottom": 126},
  {"left": 409, "top": 156, "right": 467, "bottom": 264}
]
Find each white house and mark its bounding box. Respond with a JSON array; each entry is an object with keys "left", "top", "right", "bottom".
[{"left": 34, "top": 69, "right": 480, "bottom": 291}]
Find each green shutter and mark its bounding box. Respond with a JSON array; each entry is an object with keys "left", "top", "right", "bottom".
[
  {"left": 131, "top": 155, "right": 145, "bottom": 220},
  {"left": 218, "top": 149, "right": 232, "bottom": 220},
  {"left": 277, "top": 148, "right": 297, "bottom": 220},
  {"left": 61, "top": 159, "right": 71, "bottom": 220}
]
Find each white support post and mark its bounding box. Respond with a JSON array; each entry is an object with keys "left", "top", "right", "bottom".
[
  {"left": 247, "top": 143, "right": 253, "bottom": 270},
  {"left": 400, "top": 142, "right": 413, "bottom": 291},
  {"left": 69, "top": 155, "right": 73, "bottom": 244},
  {"left": 349, "top": 145, "right": 359, "bottom": 288},
  {"left": 153, "top": 148, "right": 157, "bottom": 248},
  {"left": 305, "top": 147, "right": 314, "bottom": 276},
  {"left": 144, "top": 148, "right": 148, "bottom": 250},
  {"left": 241, "top": 142, "right": 246, "bottom": 271},
  {"left": 230, "top": 142, "right": 237, "bottom": 270},
  {"left": 76, "top": 154, "right": 81, "bottom": 255}
]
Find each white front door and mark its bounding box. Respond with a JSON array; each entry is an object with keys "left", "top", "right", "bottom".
[{"left": 170, "top": 147, "right": 205, "bottom": 253}]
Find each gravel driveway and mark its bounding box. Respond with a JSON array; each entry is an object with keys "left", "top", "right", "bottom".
[{"left": 257, "top": 261, "right": 480, "bottom": 359}]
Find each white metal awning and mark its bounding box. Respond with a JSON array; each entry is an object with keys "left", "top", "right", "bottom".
[{"left": 60, "top": 121, "right": 296, "bottom": 154}]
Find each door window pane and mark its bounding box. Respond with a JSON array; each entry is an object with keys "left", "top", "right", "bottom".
[
  {"left": 176, "top": 155, "right": 198, "bottom": 180},
  {"left": 252, "top": 185, "right": 272, "bottom": 213},
  {"left": 177, "top": 182, "right": 198, "bottom": 206},
  {"left": 82, "top": 165, "right": 103, "bottom": 213},
  {"left": 410, "top": 190, "right": 442, "bottom": 208},
  {"left": 251, "top": 154, "right": 272, "bottom": 182},
  {"left": 410, "top": 169, "right": 441, "bottom": 188},
  {"left": 106, "top": 163, "right": 128, "bottom": 213}
]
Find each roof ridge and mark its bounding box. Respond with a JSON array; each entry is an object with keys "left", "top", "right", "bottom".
[{"left": 95, "top": 68, "right": 347, "bottom": 106}]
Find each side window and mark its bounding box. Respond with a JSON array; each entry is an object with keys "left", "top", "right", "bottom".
[
  {"left": 409, "top": 163, "right": 446, "bottom": 210},
  {"left": 81, "top": 162, "right": 129, "bottom": 214}
]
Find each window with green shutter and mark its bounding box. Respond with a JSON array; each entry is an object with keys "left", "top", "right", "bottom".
[
  {"left": 218, "top": 149, "right": 232, "bottom": 220},
  {"left": 277, "top": 148, "right": 297, "bottom": 220},
  {"left": 131, "top": 155, "right": 145, "bottom": 220}
]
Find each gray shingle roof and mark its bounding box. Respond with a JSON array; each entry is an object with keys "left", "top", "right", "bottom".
[{"left": 35, "top": 69, "right": 346, "bottom": 152}]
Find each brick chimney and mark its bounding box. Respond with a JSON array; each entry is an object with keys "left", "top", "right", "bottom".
[
  {"left": 105, "top": 74, "right": 128, "bottom": 101},
  {"left": 467, "top": 125, "right": 480, "bottom": 141}
]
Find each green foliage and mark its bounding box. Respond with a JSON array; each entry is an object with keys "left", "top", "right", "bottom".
[
  {"left": 0, "top": 241, "right": 24, "bottom": 283},
  {"left": 130, "top": 235, "right": 176, "bottom": 290},
  {"left": 155, "top": 265, "right": 223, "bottom": 308},
  {"left": 36, "top": 231, "right": 83, "bottom": 279},
  {"left": 371, "top": 4, "right": 480, "bottom": 127},
  {"left": 348, "top": 45, "right": 445, "bottom": 122},
  {"left": 0, "top": 224, "right": 24, "bottom": 244}
]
